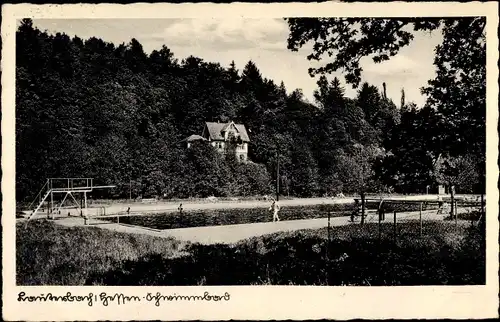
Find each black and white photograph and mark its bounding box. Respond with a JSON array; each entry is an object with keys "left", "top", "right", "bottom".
[{"left": 2, "top": 2, "right": 499, "bottom": 321}]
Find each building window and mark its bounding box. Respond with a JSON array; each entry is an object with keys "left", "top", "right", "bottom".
[{"left": 240, "top": 154, "right": 245, "bottom": 161}]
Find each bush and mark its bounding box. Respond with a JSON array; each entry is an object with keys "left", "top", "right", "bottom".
[
  {"left": 232, "top": 162, "right": 272, "bottom": 196},
  {"left": 444, "top": 210, "right": 482, "bottom": 222},
  {"left": 87, "top": 222, "right": 485, "bottom": 286},
  {"left": 17, "top": 220, "right": 484, "bottom": 286},
  {"left": 16, "top": 220, "right": 182, "bottom": 285}
]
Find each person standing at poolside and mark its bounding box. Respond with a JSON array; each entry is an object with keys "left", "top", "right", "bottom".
[{"left": 270, "top": 200, "right": 281, "bottom": 222}]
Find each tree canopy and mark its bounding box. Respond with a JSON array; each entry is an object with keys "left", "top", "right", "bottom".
[
  {"left": 16, "top": 18, "right": 485, "bottom": 201},
  {"left": 285, "top": 17, "right": 486, "bottom": 194}
]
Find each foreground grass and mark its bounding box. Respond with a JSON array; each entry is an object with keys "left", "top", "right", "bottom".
[
  {"left": 18, "top": 219, "right": 484, "bottom": 286},
  {"left": 17, "top": 220, "right": 183, "bottom": 285},
  {"left": 86, "top": 221, "right": 484, "bottom": 286}
]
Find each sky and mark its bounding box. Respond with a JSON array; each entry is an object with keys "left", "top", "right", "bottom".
[{"left": 29, "top": 18, "right": 444, "bottom": 107}]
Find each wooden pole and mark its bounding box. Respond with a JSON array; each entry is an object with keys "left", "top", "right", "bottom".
[
  {"left": 327, "top": 212, "right": 331, "bottom": 258},
  {"left": 480, "top": 193, "right": 485, "bottom": 217},
  {"left": 361, "top": 192, "right": 365, "bottom": 225},
  {"left": 470, "top": 205, "right": 474, "bottom": 227},
  {"left": 50, "top": 190, "right": 54, "bottom": 219},
  {"left": 326, "top": 211, "right": 331, "bottom": 285},
  {"left": 393, "top": 210, "right": 397, "bottom": 245},
  {"left": 276, "top": 152, "right": 280, "bottom": 202},
  {"left": 84, "top": 191, "right": 87, "bottom": 218},
  {"left": 419, "top": 202, "right": 423, "bottom": 238},
  {"left": 378, "top": 206, "right": 381, "bottom": 242},
  {"left": 450, "top": 184, "right": 455, "bottom": 219}
]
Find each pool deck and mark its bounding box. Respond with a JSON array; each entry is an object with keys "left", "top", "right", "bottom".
[{"left": 49, "top": 209, "right": 451, "bottom": 245}]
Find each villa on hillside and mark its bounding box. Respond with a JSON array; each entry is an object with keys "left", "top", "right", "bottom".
[{"left": 185, "top": 121, "right": 251, "bottom": 162}]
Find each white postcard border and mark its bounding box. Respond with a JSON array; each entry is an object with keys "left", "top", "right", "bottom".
[{"left": 2, "top": 2, "right": 499, "bottom": 321}]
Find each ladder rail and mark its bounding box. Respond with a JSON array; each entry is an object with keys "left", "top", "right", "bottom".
[
  {"left": 27, "top": 189, "right": 51, "bottom": 220},
  {"left": 26, "top": 179, "right": 49, "bottom": 211}
]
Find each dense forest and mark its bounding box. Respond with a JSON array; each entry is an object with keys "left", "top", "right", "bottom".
[{"left": 15, "top": 18, "right": 485, "bottom": 201}]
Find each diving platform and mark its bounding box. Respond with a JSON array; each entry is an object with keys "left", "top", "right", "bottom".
[{"left": 25, "top": 177, "right": 115, "bottom": 221}]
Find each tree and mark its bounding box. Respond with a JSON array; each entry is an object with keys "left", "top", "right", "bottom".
[
  {"left": 285, "top": 18, "right": 442, "bottom": 87},
  {"left": 400, "top": 88, "right": 406, "bottom": 109},
  {"left": 435, "top": 154, "right": 480, "bottom": 217},
  {"left": 421, "top": 18, "right": 486, "bottom": 196},
  {"left": 380, "top": 104, "right": 440, "bottom": 193},
  {"left": 289, "top": 141, "right": 320, "bottom": 197},
  {"left": 184, "top": 141, "right": 231, "bottom": 197},
  {"left": 234, "top": 162, "right": 272, "bottom": 196},
  {"left": 355, "top": 82, "right": 383, "bottom": 126},
  {"left": 286, "top": 17, "right": 485, "bottom": 194},
  {"left": 337, "top": 144, "right": 383, "bottom": 224},
  {"left": 19, "top": 18, "right": 426, "bottom": 201}
]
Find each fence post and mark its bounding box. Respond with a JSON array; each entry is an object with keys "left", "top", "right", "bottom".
[
  {"left": 393, "top": 210, "right": 397, "bottom": 245},
  {"left": 50, "top": 190, "right": 54, "bottom": 220},
  {"left": 327, "top": 211, "right": 331, "bottom": 250},
  {"left": 325, "top": 211, "right": 331, "bottom": 285},
  {"left": 378, "top": 206, "right": 381, "bottom": 242},
  {"left": 361, "top": 193, "right": 366, "bottom": 225},
  {"left": 480, "top": 193, "right": 485, "bottom": 218},
  {"left": 419, "top": 202, "right": 423, "bottom": 238}
]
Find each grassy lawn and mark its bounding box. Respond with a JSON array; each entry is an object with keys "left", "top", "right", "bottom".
[
  {"left": 17, "top": 219, "right": 485, "bottom": 286},
  {"left": 16, "top": 220, "right": 183, "bottom": 285}
]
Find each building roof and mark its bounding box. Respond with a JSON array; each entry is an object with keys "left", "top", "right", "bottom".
[
  {"left": 204, "top": 121, "right": 250, "bottom": 142},
  {"left": 186, "top": 134, "right": 206, "bottom": 142}
]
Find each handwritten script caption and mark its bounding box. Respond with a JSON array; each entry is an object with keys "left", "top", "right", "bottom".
[{"left": 18, "top": 291, "right": 231, "bottom": 307}]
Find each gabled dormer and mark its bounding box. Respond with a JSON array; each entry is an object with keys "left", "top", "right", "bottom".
[
  {"left": 203, "top": 121, "right": 250, "bottom": 143},
  {"left": 220, "top": 121, "right": 240, "bottom": 141}
]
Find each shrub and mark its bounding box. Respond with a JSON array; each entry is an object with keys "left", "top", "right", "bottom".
[
  {"left": 87, "top": 222, "right": 485, "bottom": 286},
  {"left": 16, "top": 220, "right": 182, "bottom": 285}
]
